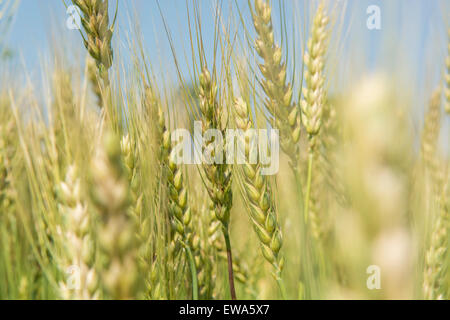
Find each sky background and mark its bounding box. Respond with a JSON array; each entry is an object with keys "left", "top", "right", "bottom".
[
  {"left": 1, "top": 0, "right": 449, "bottom": 141},
  {"left": 4, "top": 1, "right": 448, "bottom": 76}
]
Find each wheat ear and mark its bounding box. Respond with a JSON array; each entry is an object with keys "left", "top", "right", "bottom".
[
  {"left": 421, "top": 88, "right": 442, "bottom": 194},
  {"left": 57, "top": 165, "right": 99, "bottom": 299},
  {"left": 300, "top": 3, "right": 329, "bottom": 223},
  {"left": 0, "top": 120, "right": 15, "bottom": 214},
  {"left": 147, "top": 90, "right": 200, "bottom": 299},
  {"left": 90, "top": 131, "right": 138, "bottom": 299},
  {"left": 234, "top": 97, "right": 286, "bottom": 298},
  {"left": 251, "top": 0, "right": 301, "bottom": 166},
  {"left": 72, "top": 0, "right": 114, "bottom": 108},
  {"left": 198, "top": 67, "right": 236, "bottom": 300},
  {"left": 423, "top": 179, "right": 449, "bottom": 300},
  {"left": 300, "top": 3, "right": 329, "bottom": 149}
]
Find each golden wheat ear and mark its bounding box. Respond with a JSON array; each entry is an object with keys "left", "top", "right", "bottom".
[{"left": 251, "top": 0, "right": 301, "bottom": 166}]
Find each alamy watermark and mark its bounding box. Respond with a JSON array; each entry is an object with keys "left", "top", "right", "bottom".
[
  {"left": 171, "top": 121, "right": 279, "bottom": 175},
  {"left": 366, "top": 5, "right": 381, "bottom": 30},
  {"left": 366, "top": 265, "right": 381, "bottom": 290}
]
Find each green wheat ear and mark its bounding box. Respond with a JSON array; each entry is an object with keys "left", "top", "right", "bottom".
[
  {"left": 198, "top": 67, "right": 233, "bottom": 228},
  {"left": 72, "top": 0, "right": 115, "bottom": 109},
  {"left": 198, "top": 67, "right": 236, "bottom": 299},
  {"left": 72, "top": 0, "right": 114, "bottom": 81},
  {"left": 234, "top": 97, "right": 286, "bottom": 298}
]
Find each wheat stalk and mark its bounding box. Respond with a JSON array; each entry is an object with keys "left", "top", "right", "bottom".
[
  {"left": 251, "top": 0, "right": 301, "bottom": 166},
  {"left": 308, "top": 165, "right": 325, "bottom": 243}
]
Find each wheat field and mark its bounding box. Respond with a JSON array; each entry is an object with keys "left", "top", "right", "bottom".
[{"left": 0, "top": 0, "right": 449, "bottom": 300}]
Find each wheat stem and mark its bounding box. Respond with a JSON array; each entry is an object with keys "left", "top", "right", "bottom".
[
  {"left": 304, "top": 153, "right": 313, "bottom": 223},
  {"left": 185, "top": 245, "right": 199, "bottom": 300},
  {"left": 223, "top": 229, "right": 237, "bottom": 300}
]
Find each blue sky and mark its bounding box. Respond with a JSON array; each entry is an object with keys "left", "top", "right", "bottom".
[
  {"left": 5, "top": 1, "right": 225, "bottom": 77},
  {"left": 4, "top": 1, "right": 448, "bottom": 72},
  {"left": 2, "top": 0, "right": 449, "bottom": 98}
]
